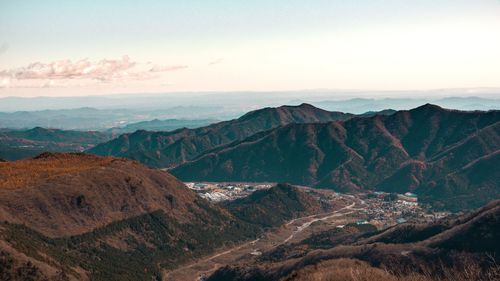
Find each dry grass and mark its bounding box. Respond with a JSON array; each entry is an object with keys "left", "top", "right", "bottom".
[
  {"left": 281, "top": 258, "right": 500, "bottom": 281},
  {"left": 281, "top": 258, "right": 398, "bottom": 281},
  {"left": 0, "top": 153, "right": 117, "bottom": 190}
]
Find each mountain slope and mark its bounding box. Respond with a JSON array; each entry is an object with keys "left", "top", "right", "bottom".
[
  {"left": 0, "top": 153, "right": 260, "bottom": 280},
  {"left": 0, "top": 152, "right": 200, "bottom": 236},
  {"left": 207, "top": 200, "right": 500, "bottom": 281},
  {"left": 88, "top": 104, "right": 353, "bottom": 168},
  {"left": 222, "top": 183, "right": 329, "bottom": 227},
  {"left": 172, "top": 105, "right": 500, "bottom": 210}
]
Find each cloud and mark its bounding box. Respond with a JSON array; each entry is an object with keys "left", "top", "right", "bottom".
[
  {"left": 0, "top": 56, "right": 187, "bottom": 82},
  {"left": 149, "top": 65, "right": 188, "bottom": 72},
  {"left": 208, "top": 58, "right": 223, "bottom": 66},
  {"left": 0, "top": 56, "right": 135, "bottom": 81}
]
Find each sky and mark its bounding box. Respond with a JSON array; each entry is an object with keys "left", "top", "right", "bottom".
[{"left": 0, "top": 0, "right": 499, "bottom": 97}]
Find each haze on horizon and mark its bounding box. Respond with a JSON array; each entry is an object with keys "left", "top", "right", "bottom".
[{"left": 1, "top": 0, "right": 500, "bottom": 97}]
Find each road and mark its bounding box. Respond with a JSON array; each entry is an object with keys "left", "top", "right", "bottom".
[
  {"left": 163, "top": 198, "right": 363, "bottom": 281},
  {"left": 283, "top": 202, "right": 355, "bottom": 243}
]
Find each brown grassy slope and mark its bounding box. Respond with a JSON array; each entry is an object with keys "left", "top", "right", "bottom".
[
  {"left": 0, "top": 152, "right": 116, "bottom": 190},
  {"left": 0, "top": 153, "right": 199, "bottom": 237},
  {"left": 281, "top": 259, "right": 398, "bottom": 281},
  {"left": 0, "top": 153, "right": 262, "bottom": 280},
  {"left": 281, "top": 258, "right": 500, "bottom": 281}
]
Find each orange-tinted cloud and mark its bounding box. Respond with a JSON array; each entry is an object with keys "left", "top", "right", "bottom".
[
  {"left": 0, "top": 56, "right": 189, "bottom": 88},
  {"left": 1, "top": 56, "right": 136, "bottom": 81}
]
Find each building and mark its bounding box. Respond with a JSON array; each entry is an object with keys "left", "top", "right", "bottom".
[
  {"left": 396, "top": 218, "right": 407, "bottom": 224},
  {"left": 398, "top": 192, "right": 418, "bottom": 203}
]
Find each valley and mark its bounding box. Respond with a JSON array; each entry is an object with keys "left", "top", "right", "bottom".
[
  {"left": 164, "top": 192, "right": 357, "bottom": 281},
  {"left": 165, "top": 186, "right": 447, "bottom": 281}
]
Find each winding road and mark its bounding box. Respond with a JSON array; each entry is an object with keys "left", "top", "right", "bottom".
[{"left": 164, "top": 197, "right": 364, "bottom": 281}]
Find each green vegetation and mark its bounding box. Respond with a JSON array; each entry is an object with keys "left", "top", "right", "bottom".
[{"left": 222, "top": 184, "right": 322, "bottom": 228}]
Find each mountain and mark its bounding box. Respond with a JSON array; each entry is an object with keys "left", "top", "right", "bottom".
[
  {"left": 2, "top": 92, "right": 499, "bottom": 113},
  {"left": 207, "top": 200, "right": 500, "bottom": 281},
  {"left": 89, "top": 103, "right": 354, "bottom": 168},
  {"left": 172, "top": 104, "right": 500, "bottom": 210},
  {"left": 1, "top": 127, "right": 111, "bottom": 144},
  {"left": 222, "top": 183, "right": 329, "bottom": 227},
  {"left": 0, "top": 107, "right": 123, "bottom": 130},
  {"left": 313, "top": 96, "right": 500, "bottom": 113},
  {"left": 358, "top": 109, "right": 396, "bottom": 117},
  {"left": 0, "top": 127, "right": 112, "bottom": 161},
  {"left": 0, "top": 153, "right": 261, "bottom": 281},
  {"left": 0, "top": 106, "right": 229, "bottom": 130},
  {"left": 107, "top": 118, "right": 218, "bottom": 134}
]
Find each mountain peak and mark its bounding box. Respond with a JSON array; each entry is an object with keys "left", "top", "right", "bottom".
[
  {"left": 287, "top": 103, "right": 316, "bottom": 108},
  {"left": 241, "top": 103, "right": 323, "bottom": 119},
  {"left": 29, "top": 126, "right": 49, "bottom": 131},
  {"left": 413, "top": 103, "right": 445, "bottom": 112}
]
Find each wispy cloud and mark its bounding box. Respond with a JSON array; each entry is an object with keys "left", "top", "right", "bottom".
[
  {"left": 208, "top": 58, "right": 223, "bottom": 66},
  {"left": 149, "top": 65, "right": 188, "bottom": 72},
  {"left": 0, "top": 56, "right": 189, "bottom": 88},
  {"left": 0, "top": 56, "right": 136, "bottom": 81}
]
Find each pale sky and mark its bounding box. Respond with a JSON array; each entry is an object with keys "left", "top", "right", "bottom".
[{"left": 0, "top": 0, "right": 499, "bottom": 96}]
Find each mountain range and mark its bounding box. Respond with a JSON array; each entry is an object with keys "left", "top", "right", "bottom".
[
  {"left": 0, "top": 106, "right": 228, "bottom": 131},
  {"left": 0, "top": 127, "right": 112, "bottom": 161},
  {"left": 107, "top": 118, "right": 218, "bottom": 135},
  {"left": 172, "top": 104, "right": 500, "bottom": 210},
  {"left": 89, "top": 104, "right": 355, "bottom": 168}
]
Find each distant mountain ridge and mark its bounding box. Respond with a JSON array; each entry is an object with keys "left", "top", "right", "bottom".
[
  {"left": 172, "top": 104, "right": 500, "bottom": 210},
  {"left": 89, "top": 103, "right": 354, "bottom": 167},
  {"left": 2, "top": 126, "right": 109, "bottom": 143},
  {"left": 0, "top": 127, "right": 112, "bottom": 161},
  {"left": 107, "top": 118, "right": 218, "bottom": 134},
  {"left": 0, "top": 105, "right": 229, "bottom": 130}
]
